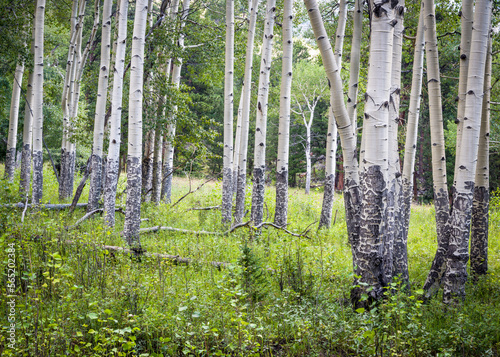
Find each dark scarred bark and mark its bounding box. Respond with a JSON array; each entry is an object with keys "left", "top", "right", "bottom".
[
  {"left": 32, "top": 151, "right": 44, "bottom": 204},
  {"left": 471, "top": 186, "right": 489, "bottom": 277},
  {"left": 319, "top": 174, "right": 335, "bottom": 228},
  {"left": 123, "top": 156, "right": 142, "bottom": 250},
  {"left": 234, "top": 172, "right": 246, "bottom": 223},
  {"left": 274, "top": 169, "right": 288, "bottom": 227},
  {"left": 251, "top": 167, "right": 265, "bottom": 226},
  {"left": 152, "top": 128, "right": 163, "bottom": 204},
  {"left": 104, "top": 157, "right": 120, "bottom": 226},
  {"left": 5, "top": 148, "right": 16, "bottom": 181},
  {"left": 142, "top": 155, "right": 154, "bottom": 202},
  {"left": 20, "top": 144, "right": 32, "bottom": 195},
  {"left": 443, "top": 185, "right": 474, "bottom": 303},
  {"left": 162, "top": 162, "right": 173, "bottom": 203},
  {"left": 59, "top": 150, "right": 76, "bottom": 200},
  {"left": 88, "top": 153, "right": 102, "bottom": 211},
  {"left": 222, "top": 167, "right": 233, "bottom": 223}
]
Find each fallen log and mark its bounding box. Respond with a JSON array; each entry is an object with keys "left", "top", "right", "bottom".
[
  {"left": 139, "top": 225, "right": 222, "bottom": 235},
  {"left": 4, "top": 203, "right": 88, "bottom": 210}
]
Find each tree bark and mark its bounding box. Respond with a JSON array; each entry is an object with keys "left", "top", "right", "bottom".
[
  {"left": 251, "top": 0, "right": 276, "bottom": 225},
  {"left": 142, "top": 129, "right": 155, "bottom": 202},
  {"left": 222, "top": 0, "right": 235, "bottom": 223},
  {"left": 31, "top": 0, "right": 46, "bottom": 205},
  {"left": 104, "top": 0, "right": 128, "bottom": 227},
  {"left": 346, "top": 0, "right": 363, "bottom": 135},
  {"left": 123, "top": 0, "right": 149, "bottom": 249},
  {"left": 443, "top": 0, "right": 492, "bottom": 303},
  {"left": 470, "top": 31, "right": 491, "bottom": 278},
  {"left": 274, "top": 0, "right": 293, "bottom": 227},
  {"left": 234, "top": 0, "right": 260, "bottom": 223},
  {"left": 5, "top": 62, "right": 25, "bottom": 181},
  {"left": 88, "top": 0, "right": 113, "bottom": 211}
]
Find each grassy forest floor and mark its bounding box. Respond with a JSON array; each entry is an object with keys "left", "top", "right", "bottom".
[{"left": 1, "top": 165, "right": 500, "bottom": 356}]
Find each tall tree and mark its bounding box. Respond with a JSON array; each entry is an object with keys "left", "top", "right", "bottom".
[
  {"left": 274, "top": 0, "right": 293, "bottom": 227},
  {"left": 88, "top": 0, "right": 113, "bottom": 212},
  {"left": 346, "top": 0, "right": 363, "bottom": 135},
  {"left": 222, "top": 0, "right": 235, "bottom": 223},
  {"left": 5, "top": 62, "right": 25, "bottom": 181},
  {"left": 251, "top": 0, "right": 276, "bottom": 225},
  {"left": 103, "top": 0, "right": 129, "bottom": 227},
  {"left": 443, "top": 0, "right": 492, "bottom": 303},
  {"left": 31, "top": 0, "right": 46, "bottom": 204},
  {"left": 123, "top": 0, "right": 149, "bottom": 247}
]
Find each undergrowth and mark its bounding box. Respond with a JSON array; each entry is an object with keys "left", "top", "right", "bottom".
[{"left": 0, "top": 166, "right": 499, "bottom": 356}]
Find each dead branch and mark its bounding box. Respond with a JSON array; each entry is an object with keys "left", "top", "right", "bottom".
[
  {"left": 170, "top": 172, "right": 221, "bottom": 208},
  {"left": 139, "top": 225, "right": 222, "bottom": 235},
  {"left": 3, "top": 203, "right": 88, "bottom": 210},
  {"left": 185, "top": 205, "right": 220, "bottom": 212},
  {"left": 65, "top": 208, "right": 124, "bottom": 230},
  {"left": 69, "top": 158, "right": 92, "bottom": 214}
]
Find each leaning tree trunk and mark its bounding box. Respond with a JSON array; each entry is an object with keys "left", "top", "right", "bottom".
[
  {"left": 5, "top": 62, "right": 25, "bottom": 181},
  {"left": 31, "top": 0, "right": 46, "bottom": 204},
  {"left": 103, "top": 0, "right": 128, "bottom": 227},
  {"left": 234, "top": 0, "right": 260, "bottom": 223},
  {"left": 318, "top": 0, "right": 346, "bottom": 228},
  {"left": 354, "top": 0, "right": 394, "bottom": 307},
  {"left": 162, "top": 0, "right": 190, "bottom": 204},
  {"left": 470, "top": 32, "right": 491, "bottom": 278},
  {"left": 123, "top": 0, "right": 148, "bottom": 248},
  {"left": 388, "top": 0, "right": 407, "bottom": 286},
  {"left": 305, "top": 0, "right": 361, "bottom": 277},
  {"left": 454, "top": 0, "right": 473, "bottom": 183},
  {"left": 222, "top": 0, "right": 235, "bottom": 223},
  {"left": 88, "top": 0, "right": 113, "bottom": 212},
  {"left": 251, "top": 0, "right": 276, "bottom": 226},
  {"left": 346, "top": 0, "right": 363, "bottom": 134},
  {"left": 422, "top": 0, "right": 451, "bottom": 298},
  {"left": 443, "top": 0, "right": 492, "bottom": 303},
  {"left": 274, "top": 0, "right": 293, "bottom": 227},
  {"left": 401, "top": 5, "right": 424, "bottom": 247}
]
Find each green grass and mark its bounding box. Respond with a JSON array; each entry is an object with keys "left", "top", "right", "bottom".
[{"left": 1, "top": 165, "right": 499, "bottom": 356}]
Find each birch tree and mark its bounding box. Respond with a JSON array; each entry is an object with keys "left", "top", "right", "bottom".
[
  {"left": 346, "top": 0, "right": 363, "bottom": 134},
  {"left": 88, "top": 0, "right": 113, "bottom": 212},
  {"left": 234, "top": 0, "right": 260, "bottom": 223},
  {"left": 5, "top": 62, "right": 24, "bottom": 181},
  {"left": 222, "top": 0, "right": 235, "bottom": 223},
  {"left": 123, "top": 0, "right": 149, "bottom": 247},
  {"left": 274, "top": 0, "right": 293, "bottom": 227},
  {"left": 31, "top": 0, "right": 46, "bottom": 204},
  {"left": 442, "top": 0, "right": 492, "bottom": 303},
  {"left": 251, "top": 0, "right": 276, "bottom": 225},
  {"left": 103, "top": 0, "right": 129, "bottom": 227}
]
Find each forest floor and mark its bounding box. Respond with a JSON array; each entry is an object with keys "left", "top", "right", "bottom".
[{"left": 1, "top": 166, "right": 500, "bottom": 356}]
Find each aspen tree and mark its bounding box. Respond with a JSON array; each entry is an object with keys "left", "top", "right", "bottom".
[
  {"left": 274, "top": 0, "right": 293, "bottom": 227},
  {"left": 346, "top": 0, "right": 363, "bottom": 134},
  {"left": 251, "top": 0, "right": 276, "bottom": 225}
]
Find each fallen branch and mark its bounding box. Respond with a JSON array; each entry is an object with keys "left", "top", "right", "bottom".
[
  {"left": 171, "top": 173, "right": 221, "bottom": 208},
  {"left": 139, "top": 225, "right": 222, "bottom": 235},
  {"left": 69, "top": 158, "right": 92, "bottom": 214},
  {"left": 65, "top": 208, "right": 124, "bottom": 230},
  {"left": 3, "top": 203, "right": 88, "bottom": 210},
  {"left": 185, "top": 205, "right": 220, "bottom": 212}
]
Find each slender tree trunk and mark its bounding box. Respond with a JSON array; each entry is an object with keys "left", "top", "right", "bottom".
[
  {"left": 454, "top": 0, "right": 473, "bottom": 182},
  {"left": 152, "top": 120, "right": 164, "bottom": 203},
  {"left": 20, "top": 69, "right": 34, "bottom": 196},
  {"left": 232, "top": 88, "right": 244, "bottom": 194},
  {"left": 443, "top": 0, "right": 492, "bottom": 303},
  {"left": 354, "top": 0, "right": 394, "bottom": 307},
  {"left": 5, "top": 62, "right": 25, "bottom": 181},
  {"left": 347, "top": 0, "right": 363, "bottom": 135},
  {"left": 388, "top": 0, "right": 407, "bottom": 286},
  {"left": 142, "top": 129, "right": 155, "bottom": 202},
  {"left": 401, "top": 6, "right": 424, "bottom": 246},
  {"left": 422, "top": 0, "right": 451, "bottom": 297},
  {"left": 274, "top": 0, "right": 293, "bottom": 227},
  {"left": 222, "top": 0, "right": 235, "bottom": 223},
  {"left": 470, "top": 32, "right": 491, "bottom": 278},
  {"left": 123, "top": 0, "right": 149, "bottom": 248},
  {"left": 88, "top": 0, "right": 113, "bottom": 212},
  {"left": 31, "top": 0, "right": 46, "bottom": 204},
  {"left": 234, "top": 0, "right": 260, "bottom": 223},
  {"left": 319, "top": 0, "right": 345, "bottom": 228},
  {"left": 162, "top": 0, "right": 190, "bottom": 204},
  {"left": 251, "top": 0, "right": 276, "bottom": 225},
  {"left": 304, "top": 123, "right": 312, "bottom": 195},
  {"left": 104, "top": 0, "right": 128, "bottom": 227}
]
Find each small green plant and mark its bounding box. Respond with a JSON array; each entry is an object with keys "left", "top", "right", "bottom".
[
  {"left": 237, "top": 241, "right": 268, "bottom": 304},
  {"left": 278, "top": 245, "right": 315, "bottom": 301}
]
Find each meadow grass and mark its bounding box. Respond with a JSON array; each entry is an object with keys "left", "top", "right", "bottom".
[{"left": 1, "top": 165, "right": 499, "bottom": 356}]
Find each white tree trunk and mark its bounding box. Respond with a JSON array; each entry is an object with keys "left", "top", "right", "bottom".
[
  {"left": 251, "top": 0, "right": 276, "bottom": 225},
  {"left": 422, "top": 0, "right": 451, "bottom": 297},
  {"left": 401, "top": 5, "right": 424, "bottom": 247},
  {"left": 31, "top": 0, "right": 46, "bottom": 204},
  {"left": 88, "top": 0, "right": 113, "bottom": 211},
  {"left": 232, "top": 88, "right": 244, "bottom": 192},
  {"left": 222, "top": 0, "right": 235, "bottom": 223},
  {"left": 5, "top": 62, "right": 25, "bottom": 181},
  {"left": 142, "top": 129, "right": 155, "bottom": 202},
  {"left": 162, "top": 0, "right": 190, "bottom": 204},
  {"left": 274, "top": 0, "right": 293, "bottom": 227},
  {"left": 347, "top": 0, "right": 363, "bottom": 134},
  {"left": 354, "top": 0, "right": 394, "bottom": 306},
  {"left": 234, "top": 0, "right": 260, "bottom": 223},
  {"left": 443, "top": 0, "right": 492, "bottom": 303},
  {"left": 319, "top": 0, "right": 345, "bottom": 228},
  {"left": 471, "top": 31, "right": 491, "bottom": 278},
  {"left": 104, "top": 0, "right": 129, "bottom": 227},
  {"left": 20, "top": 69, "right": 34, "bottom": 196},
  {"left": 123, "top": 0, "right": 149, "bottom": 248},
  {"left": 304, "top": 122, "right": 312, "bottom": 195}
]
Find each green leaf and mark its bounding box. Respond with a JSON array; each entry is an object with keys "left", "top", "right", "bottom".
[
  {"left": 87, "top": 313, "right": 98, "bottom": 320},
  {"left": 355, "top": 308, "right": 365, "bottom": 314},
  {"left": 178, "top": 306, "right": 188, "bottom": 312}
]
